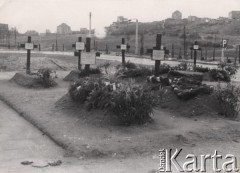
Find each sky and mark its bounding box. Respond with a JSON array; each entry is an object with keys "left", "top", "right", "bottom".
[{"left": 0, "top": 0, "right": 239, "bottom": 37}]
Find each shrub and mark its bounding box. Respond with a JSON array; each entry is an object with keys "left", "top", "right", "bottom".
[
  {"left": 78, "top": 68, "right": 101, "bottom": 77},
  {"left": 209, "top": 69, "right": 230, "bottom": 82},
  {"left": 110, "top": 83, "right": 159, "bottom": 125},
  {"left": 225, "top": 65, "right": 239, "bottom": 76},
  {"left": 173, "top": 62, "right": 188, "bottom": 71},
  {"left": 159, "top": 64, "right": 171, "bottom": 74},
  {"left": 68, "top": 78, "right": 95, "bottom": 103},
  {"left": 98, "top": 62, "right": 111, "bottom": 75},
  {"left": 37, "top": 68, "right": 57, "bottom": 88},
  {"left": 214, "top": 82, "right": 240, "bottom": 118},
  {"left": 116, "top": 66, "right": 153, "bottom": 78},
  {"left": 116, "top": 61, "right": 137, "bottom": 70},
  {"left": 69, "top": 77, "right": 162, "bottom": 125},
  {"left": 85, "top": 80, "right": 120, "bottom": 110},
  {"left": 194, "top": 66, "right": 210, "bottom": 73}
]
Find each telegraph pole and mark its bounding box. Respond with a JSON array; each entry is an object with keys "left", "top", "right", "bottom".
[
  {"left": 89, "top": 12, "right": 92, "bottom": 37},
  {"left": 183, "top": 25, "right": 186, "bottom": 59},
  {"left": 239, "top": 45, "right": 240, "bottom": 64},
  {"left": 14, "top": 27, "right": 17, "bottom": 48},
  {"left": 172, "top": 43, "right": 174, "bottom": 58},
  {"left": 135, "top": 19, "right": 139, "bottom": 55},
  {"left": 55, "top": 33, "right": 58, "bottom": 51},
  {"left": 213, "top": 34, "right": 216, "bottom": 61}
]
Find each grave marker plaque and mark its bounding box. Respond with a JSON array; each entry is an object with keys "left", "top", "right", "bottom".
[
  {"left": 81, "top": 53, "right": 96, "bottom": 65},
  {"left": 152, "top": 50, "right": 165, "bottom": 60}
]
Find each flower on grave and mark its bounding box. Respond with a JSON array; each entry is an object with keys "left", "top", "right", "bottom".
[
  {"left": 174, "top": 87, "right": 178, "bottom": 91},
  {"left": 76, "top": 86, "right": 81, "bottom": 91},
  {"left": 104, "top": 81, "right": 110, "bottom": 86},
  {"left": 112, "top": 83, "right": 116, "bottom": 91}
]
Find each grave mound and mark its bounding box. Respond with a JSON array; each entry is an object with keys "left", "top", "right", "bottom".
[
  {"left": 168, "top": 70, "right": 204, "bottom": 82},
  {"left": 11, "top": 72, "right": 57, "bottom": 88},
  {"left": 63, "top": 70, "right": 80, "bottom": 81},
  {"left": 63, "top": 69, "right": 101, "bottom": 81}
]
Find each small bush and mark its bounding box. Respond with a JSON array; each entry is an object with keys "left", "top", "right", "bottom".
[
  {"left": 68, "top": 77, "right": 162, "bottom": 125},
  {"left": 68, "top": 78, "right": 95, "bottom": 103},
  {"left": 159, "top": 64, "right": 171, "bottom": 74},
  {"left": 173, "top": 62, "right": 188, "bottom": 71},
  {"left": 78, "top": 68, "right": 101, "bottom": 78},
  {"left": 110, "top": 83, "right": 159, "bottom": 125},
  {"left": 98, "top": 62, "right": 111, "bottom": 75},
  {"left": 214, "top": 83, "right": 240, "bottom": 118},
  {"left": 209, "top": 69, "right": 230, "bottom": 82},
  {"left": 194, "top": 66, "right": 210, "bottom": 73},
  {"left": 116, "top": 61, "right": 137, "bottom": 70},
  {"left": 116, "top": 66, "right": 153, "bottom": 78},
  {"left": 37, "top": 68, "right": 57, "bottom": 88},
  {"left": 85, "top": 80, "right": 120, "bottom": 110},
  {"left": 225, "top": 65, "right": 239, "bottom": 76}
]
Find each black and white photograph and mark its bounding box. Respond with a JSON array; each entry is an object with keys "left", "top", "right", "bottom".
[{"left": 0, "top": 0, "right": 240, "bottom": 172}]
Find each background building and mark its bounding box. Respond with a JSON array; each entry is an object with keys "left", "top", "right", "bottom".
[
  {"left": 57, "top": 23, "right": 71, "bottom": 34},
  {"left": 187, "top": 16, "right": 201, "bottom": 22},
  {"left": 0, "top": 23, "right": 8, "bottom": 33},
  {"left": 117, "top": 16, "right": 128, "bottom": 23},
  {"left": 229, "top": 11, "right": 240, "bottom": 19},
  {"left": 172, "top": 10, "right": 182, "bottom": 20}
]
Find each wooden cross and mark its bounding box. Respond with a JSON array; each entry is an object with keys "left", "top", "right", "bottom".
[
  {"left": 72, "top": 37, "right": 85, "bottom": 70},
  {"left": 116, "top": 38, "right": 130, "bottom": 64},
  {"left": 190, "top": 41, "right": 201, "bottom": 70},
  {"left": 147, "top": 34, "right": 167, "bottom": 76},
  {"left": 20, "top": 36, "right": 38, "bottom": 74},
  {"left": 85, "top": 37, "right": 91, "bottom": 71}
]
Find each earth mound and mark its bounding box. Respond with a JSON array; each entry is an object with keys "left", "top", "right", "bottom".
[{"left": 10, "top": 72, "right": 57, "bottom": 88}]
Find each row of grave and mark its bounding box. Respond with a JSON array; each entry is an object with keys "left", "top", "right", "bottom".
[{"left": 18, "top": 34, "right": 214, "bottom": 76}]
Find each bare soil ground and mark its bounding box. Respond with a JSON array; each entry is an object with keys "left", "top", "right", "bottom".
[{"left": 1, "top": 52, "right": 240, "bottom": 171}]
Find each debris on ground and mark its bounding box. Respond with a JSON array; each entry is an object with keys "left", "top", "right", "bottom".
[
  {"left": 48, "top": 160, "right": 62, "bottom": 166},
  {"left": 20, "top": 161, "right": 33, "bottom": 165}
]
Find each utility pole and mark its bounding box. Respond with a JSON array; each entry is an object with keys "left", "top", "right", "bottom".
[
  {"left": 135, "top": 19, "right": 139, "bottom": 55},
  {"left": 205, "top": 49, "right": 208, "bottom": 60},
  {"left": 7, "top": 30, "right": 10, "bottom": 49},
  {"left": 213, "top": 34, "right": 216, "bottom": 61},
  {"left": 89, "top": 12, "right": 92, "bottom": 37},
  {"left": 140, "top": 33, "right": 144, "bottom": 56},
  {"left": 172, "top": 43, "right": 175, "bottom": 58},
  {"left": 14, "top": 27, "right": 17, "bottom": 48},
  {"left": 179, "top": 47, "right": 182, "bottom": 59},
  {"left": 55, "top": 33, "right": 58, "bottom": 51},
  {"left": 183, "top": 25, "right": 186, "bottom": 59},
  {"left": 239, "top": 45, "right": 240, "bottom": 64}
]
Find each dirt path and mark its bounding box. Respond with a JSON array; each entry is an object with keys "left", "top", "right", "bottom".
[{"left": 0, "top": 100, "right": 65, "bottom": 172}]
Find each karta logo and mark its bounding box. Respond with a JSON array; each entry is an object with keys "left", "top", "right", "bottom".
[{"left": 159, "top": 149, "right": 239, "bottom": 172}]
